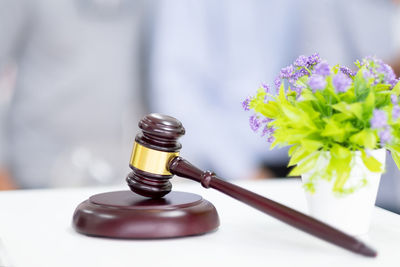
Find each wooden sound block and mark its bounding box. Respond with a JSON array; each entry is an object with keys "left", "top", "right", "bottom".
[{"left": 72, "top": 191, "right": 220, "bottom": 238}]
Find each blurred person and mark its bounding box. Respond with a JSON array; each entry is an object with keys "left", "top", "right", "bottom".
[
  {"left": 0, "top": 0, "right": 148, "bottom": 189},
  {"left": 147, "top": 0, "right": 400, "bottom": 212},
  {"left": 148, "top": 0, "right": 301, "bottom": 180}
]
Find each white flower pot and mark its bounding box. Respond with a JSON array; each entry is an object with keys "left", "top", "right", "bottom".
[{"left": 301, "top": 149, "right": 386, "bottom": 236}]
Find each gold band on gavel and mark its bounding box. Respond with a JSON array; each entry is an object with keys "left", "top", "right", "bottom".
[{"left": 129, "top": 142, "right": 179, "bottom": 175}]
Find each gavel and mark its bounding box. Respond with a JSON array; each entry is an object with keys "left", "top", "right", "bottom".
[{"left": 124, "top": 113, "right": 376, "bottom": 257}]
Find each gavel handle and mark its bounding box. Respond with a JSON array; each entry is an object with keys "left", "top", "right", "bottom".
[{"left": 168, "top": 156, "right": 376, "bottom": 257}]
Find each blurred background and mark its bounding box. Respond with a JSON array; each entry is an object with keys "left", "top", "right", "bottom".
[{"left": 0, "top": 0, "right": 399, "bottom": 213}]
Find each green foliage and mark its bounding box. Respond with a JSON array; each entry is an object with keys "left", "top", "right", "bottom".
[
  {"left": 388, "top": 145, "right": 400, "bottom": 170},
  {"left": 247, "top": 56, "right": 400, "bottom": 194},
  {"left": 354, "top": 67, "right": 369, "bottom": 101},
  {"left": 360, "top": 150, "right": 382, "bottom": 172}
]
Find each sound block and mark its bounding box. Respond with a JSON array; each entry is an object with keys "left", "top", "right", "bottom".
[{"left": 72, "top": 191, "right": 220, "bottom": 238}]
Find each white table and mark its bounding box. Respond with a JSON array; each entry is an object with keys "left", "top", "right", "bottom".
[{"left": 0, "top": 179, "right": 399, "bottom": 267}]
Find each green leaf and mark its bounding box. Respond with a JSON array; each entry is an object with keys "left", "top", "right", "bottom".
[
  {"left": 301, "top": 139, "right": 323, "bottom": 152},
  {"left": 303, "top": 182, "right": 316, "bottom": 193},
  {"left": 362, "top": 91, "right": 375, "bottom": 120},
  {"left": 296, "top": 101, "right": 321, "bottom": 119},
  {"left": 349, "top": 103, "right": 363, "bottom": 120},
  {"left": 349, "top": 129, "right": 377, "bottom": 149},
  {"left": 320, "top": 119, "right": 346, "bottom": 142},
  {"left": 389, "top": 144, "right": 400, "bottom": 152},
  {"left": 364, "top": 90, "right": 375, "bottom": 109},
  {"left": 390, "top": 149, "right": 400, "bottom": 170},
  {"left": 288, "top": 145, "right": 299, "bottom": 157},
  {"left": 343, "top": 122, "right": 358, "bottom": 134},
  {"left": 326, "top": 151, "right": 344, "bottom": 177},
  {"left": 280, "top": 103, "right": 302, "bottom": 122},
  {"left": 332, "top": 102, "right": 363, "bottom": 120},
  {"left": 338, "top": 85, "right": 356, "bottom": 102},
  {"left": 391, "top": 80, "right": 400, "bottom": 96},
  {"left": 374, "top": 84, "right": 391, "bottom": 92},
  {"left": 361, "top": 150, "right": 382, "bottom": 172},
  {"left": 288, "top": 152, "right": 320, "bottom": 176},
  {"left": 388, "top": 145, "right": 400, "bottom": 170},
  {"left": 331, "top": 113, "right": 353, "bottom": 122},
  {"left": 354, "top": 68, "right": 369, "bottom": 101},
  {"left": 325, "top": 85, "right": 341, "bottom": 103},
  {"left": 302, "top": 90, "right": 318, "bottom": 101},
  {"left": 281, "top": 128, "right": 314, "bottom": 144},
  {"left": 331, "top": 144, "right": 350, "bottom": 159},
  {"left": 314, "top": 91, "right": 327, "bottom": 105},
  {"left": 249, "top": 88, "right": 266, "bottom": 105},
  {"left": 333, "top": 167, "right": 351, "bottom": 192},
  {"left": 328, "top": 146, "right": 352, "bottom": 191},
  {"left": 255, "top": 101, "right": 279, "bottom": 118},
  {"left": 375, "top": 93, "right": 390, "bottom": 108},
  {"left": 278, "top": 82, "right": 287, "bottom": 104},
  {"left": 376, "top": 91, "right": 392, "bottom": 96},
  {"left": 332, "top": 64, "right": 340, "bottom": 74},
  {"left": 288, "top": 146, "right": 312, "bottom": 167}
]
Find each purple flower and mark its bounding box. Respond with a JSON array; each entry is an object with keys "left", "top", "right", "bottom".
[
  {"left": 361, "top": 56, "right": 377, "bottom": 68},
  {"left": 262, "top": 83, "right": 270, "bottom": 93},
  {"left": 370, "top": 109, "right": 387, "bottom": 129},
  {"left": 390, "top": 79, "right": 399, "bottom": 88},
  {"left": 261, "top": 125, "right": 274, "bottom": 137},
  {"left": 313, "top": 61, "right": 331, "bottom": 76},
  {"left": 294, "top": 55, "right": 308, "bottom": 67},
  {"left": 294, "top": 68, "right": 309, "bottom": 79},
  {"left": 379, "top": 127, "right": 392, "bottom": 145},
  {"left": 287, "top": 69, "right": 310, "bottom": 91},
  {"left": 242, "top": 97, "right": 250, "bottom": 111},
  {"left": 393, "top": 105, "right": 400, "bottom": 120},
  {"left": 289, "top": 69, "right": 310, "bottom": 90},
  {"left": 274, "top": 76, "right": 282, "bottom": 89},
  {"left": 261, "top": 126, "right": 268, "bottom": 137},
  {"left": 391, "top": 94, "right": 398, "bottom": 105},
  {"left": 287, "top": 77, "right": 296, "bottom": 85},
  {"left": 249, "top": 115, "right": 261, "bottom": 132},
  {"left": 291, "top": 85, "right": 304, "bottom": 98},
  {"left": 340, "top": 66, "right": 355, "bottom": 77},
  {"left": 376, "top": 62, "right": 396, "bottom": 85},
  {"left": 363, "top": 69, "right": 376, "bottom": 80},
  {"left": 307, "top": 53, "right": 321, "bottom": 67},
  {"left": 333, "top": 72, "right": 352, "bottom": 93},
  {"left": 361, "top": 56, "right": 398, "bottom": 88},
  {"left": 267, "top": 136, "right": 275, "bottom": 143},
  {"left": 262, "top": 118, "right": 273, "bottom": 124},
  {"left": 261, "top": 84, "right": 273, "bottom": 102},
  {"left": 279, "top": 65, "right": 294, "bottom": 79},
  {"left": 308, "top": 74, "right": 327, "bottom": 91}
]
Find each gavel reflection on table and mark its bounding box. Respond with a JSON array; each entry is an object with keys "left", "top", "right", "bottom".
[{"left": 73, "top": 113, "right": 376, "bottom": 257}]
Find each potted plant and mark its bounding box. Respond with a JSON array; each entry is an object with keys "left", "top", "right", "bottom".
[{"left": 243, "top": 54, "right": 400, "bottom": 235}]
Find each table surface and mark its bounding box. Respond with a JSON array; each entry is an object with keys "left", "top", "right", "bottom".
[{"left": 0, "top": 178, "right": 399, "bottom": 267}]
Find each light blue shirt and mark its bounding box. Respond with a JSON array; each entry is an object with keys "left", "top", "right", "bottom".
[
  {"left": 149, "top": 0, "right": 302, "bottom": 179},
  {"left": 0, "top": 0, "right": 147, "bottom": 188}
]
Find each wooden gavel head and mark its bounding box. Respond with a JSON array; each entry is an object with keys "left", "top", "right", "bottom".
[{"left": 126, "top": 113, "right": 185, "bottom": 198}]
